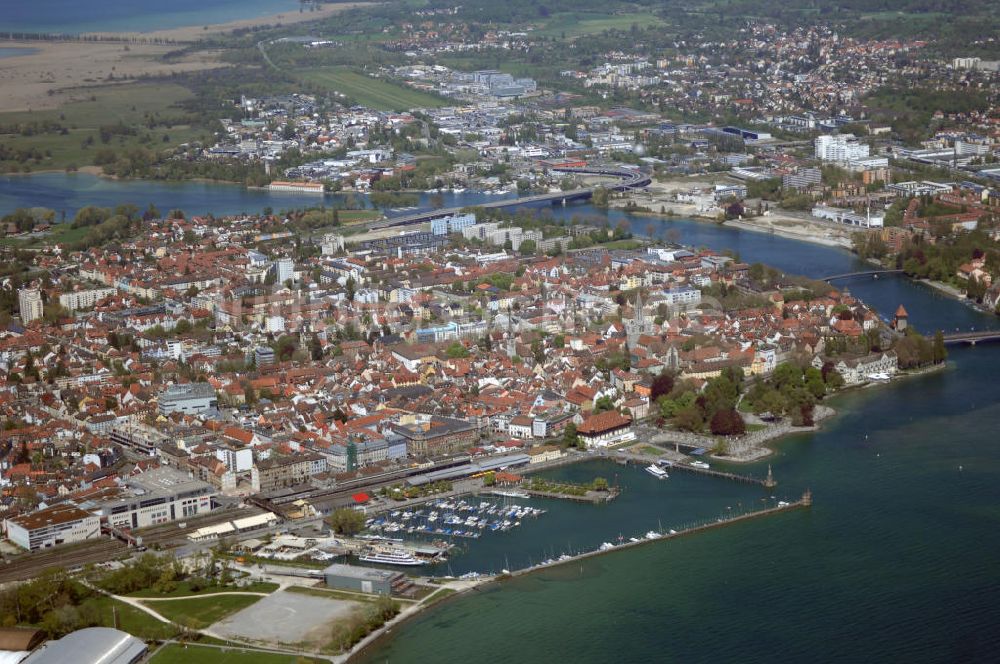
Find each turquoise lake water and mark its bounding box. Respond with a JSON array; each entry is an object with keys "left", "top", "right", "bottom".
[
  {"left": 360, "top": 343, "right": 1000, "bottom": 663},
  {"left": 5, "top": 0, "right": 310, "bottom": 34}
]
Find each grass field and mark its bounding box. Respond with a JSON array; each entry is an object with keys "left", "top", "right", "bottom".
[
  {"left": 143, "top": 594, "right": 265, "bottom": 629},
  {"left": 0, "top": 83, "right": 208, "bottom": 172},
  {"left": 85, "top": 596, "right": 180, "bottom": 640},
  {"left": 149, "top": 643, "right": 324, "bottom": 664},
  {"left": 299, "top": 68, "right": 447, "bottom": 111},
  {"left": 129, "top": 581, "right": 279, "bottom": 599},
  {"left": 536, "top": 12, "right": 666, "bottom": 38},
  {"left": 336, "top": 209, "right": 382, "bottom": 224}
]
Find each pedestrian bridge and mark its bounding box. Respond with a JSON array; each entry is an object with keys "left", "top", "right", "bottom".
[{"left": 821, "top": 269, "right": 904, "bottom": 282}]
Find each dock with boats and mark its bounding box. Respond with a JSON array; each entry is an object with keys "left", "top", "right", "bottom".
[
  {"left": 364, "top": 496, "right": 546, "bottom": 543},
  {"left": 613, "top": 452, "right": 777, "bottom": 488}
]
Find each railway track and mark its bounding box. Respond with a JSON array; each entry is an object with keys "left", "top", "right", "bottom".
[
  {"left": 0, "top": 538, "right": 129, "bottom": 585},
  {"left": 0, "top": 508, "right": 264, "bottom": 586}
]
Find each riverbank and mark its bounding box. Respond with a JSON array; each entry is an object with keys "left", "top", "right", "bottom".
[
  {"left": 723, "top": 216, "right": 854, "bottom": 249},
  {"left": 612, "top": 192, "right": 854, "bottom": 250}
]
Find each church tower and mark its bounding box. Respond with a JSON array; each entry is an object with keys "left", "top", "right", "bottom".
[{"left": 625, "top": 291, "right": 652, "bottom": 347}]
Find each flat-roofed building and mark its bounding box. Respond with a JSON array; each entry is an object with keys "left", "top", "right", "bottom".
[
  {"left": 18, "top": 288, "right": 43, "bottom": 325},
  {"left": 86, "top": 466, "right": 217, "bottom": 530},
  {"left": 59, "top": 287, "right": 117, "bottom": 311},
  {"left": 158, "top": 382, "right": 217, "bottom": 415},
  {"left": 323, "top": 563, "right": 406, "bottom": 595},
  {"left": 4, "top": 503, "right": 101, "bottom": 551}
]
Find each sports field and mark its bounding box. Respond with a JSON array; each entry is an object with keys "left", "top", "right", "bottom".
[
  {"left": 536, "top": 12, "right": 666, "bottom": 38},
  {"left": 300, "top": 67, "right": 447, "bottom": 111}
]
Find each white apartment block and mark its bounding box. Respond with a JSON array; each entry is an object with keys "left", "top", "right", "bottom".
[
  {"left": 59, "top": 287, "right": 117, "bottom": 311},
  {"left": 661, "top": 286, "right": 702, "bottom": 307},
  {"left": 815, "top": 134, "right": 870, "bottom": 163},
  {"left": 18, "top": 288, "right": 43, "bottom": 325}
]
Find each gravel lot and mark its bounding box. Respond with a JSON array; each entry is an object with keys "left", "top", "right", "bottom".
[{"left": 212, "top": 589, "right": 361, "bottom": 646}]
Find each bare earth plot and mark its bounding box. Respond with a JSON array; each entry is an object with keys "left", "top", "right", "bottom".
[{"left": 211, "top": 589, "right": 362, "bottom": 648}]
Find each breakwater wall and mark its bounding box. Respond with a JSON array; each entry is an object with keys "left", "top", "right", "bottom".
[{"left": 507, "top": 491, "right": 811, "bottom": 578}]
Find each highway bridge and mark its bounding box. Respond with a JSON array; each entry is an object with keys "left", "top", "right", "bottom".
[
  {"left": 942, "top": 329, "right": 1000, "bottom": 346},
  {"left": 822, "top": 269, "right": 904, "bottom": 282},
  {"left": 368, "top": 166, "right": 651, "bottom": 231}
]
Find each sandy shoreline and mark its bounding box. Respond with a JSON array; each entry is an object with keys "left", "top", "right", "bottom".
[
  {"left": 614, "top": 184, "right": 856, "bottom": 251},
  {"left": 84, "top": 3, "right": 375, "bottom": 43},
  {"left": 0, "top": 38, "right": 226, "bottom": 112},
  {"left": 723, "top": 217, "right": 854, "bottom": 249}
]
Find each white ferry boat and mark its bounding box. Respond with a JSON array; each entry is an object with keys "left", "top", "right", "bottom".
[
  {"left": 491, "top": 489, "right": 530, "bottom": 499},
  {"left": 645, "top": 464, "right": 669, "bottom": 480},
  {"left": 867, "top": 372, "right": 891, "bottom": 382},
  {"left": 358, "top": 547, "right": 427, "bottom": 566}
]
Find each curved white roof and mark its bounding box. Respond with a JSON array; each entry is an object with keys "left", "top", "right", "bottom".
[{"left": 22, "top": 628, "right": 146, "bottom": 664}]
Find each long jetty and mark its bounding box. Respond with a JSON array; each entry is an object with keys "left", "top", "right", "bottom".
[
  {"left": 612, "top": 452, "right": 777, "bottom": 488},
  {"left": 506, "top": 491, "right": 812, "bottom": 579}
]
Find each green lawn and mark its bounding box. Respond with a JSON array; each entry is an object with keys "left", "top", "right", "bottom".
[
  {"left": 2, "top": 221, "right": 111, "bottom": 248},
  {"left": 0, "top": 83, "right": 209, "bottom": 172},
  {"left": 535, "top": 12, "right": 666, "bottom": 38},
  {"left": 149, "top": 643, "right": 323, "bottom": 664},
  {"left": 423, "top": 587, "right": 457, "bottom": 605},
  {"left": 84, "top": 596, "right": 180, "bottom": 640},
  {"left": 299, "top": 68, "right": 448, "bottom": 111},
  {"left": 336, "top": 209, "right": 382, "bottom": 224},
  {"left": 129, "top": 581, "right": 279, "bottom": 599},
  {"left": 143, "top": 594, "right": 264, "bottom": 629}
]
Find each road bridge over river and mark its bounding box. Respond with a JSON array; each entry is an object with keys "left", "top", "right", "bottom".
[
  {"left": 942, "top": 330, "right": 1000, "bottom": 346},
  {"left": 367, "top": 166, "right": 651, "bottom": 231}
]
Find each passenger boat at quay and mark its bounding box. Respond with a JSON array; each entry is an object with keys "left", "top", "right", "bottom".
[
  {"left": 645, "top": 464, "right": 669, "bottom": 480},
  {"left": 358, "top": 546, "right": 428, "bottom": 566}
]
